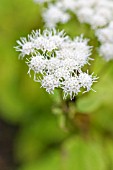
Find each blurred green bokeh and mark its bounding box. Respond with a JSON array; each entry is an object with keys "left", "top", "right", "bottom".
[{"left": 1, "top": 0, "right": 113, "bottom": 170}]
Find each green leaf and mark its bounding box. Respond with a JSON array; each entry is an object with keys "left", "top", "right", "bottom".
[
  {"left": 76, "top": 62, "right": 113, "bottom": 113},
  {"left": 76, "top": 93, "right": 100, "bottom": 113},
  {"left": 92, "top": 105, "right": 113, "bottom": 132},
  {"left": 105, "top": 140, "right": 113, "bottom": 168},
  {"left": 15, "top": 112, "right": 68, "bottom": 163},
  {"left": 19, "top": 150, "right": 61, "bottom": 170},
  {"left": 62, "top": 136, "right": 106, "bottom": 170},
  {"left": 15, "top": 132, "right": 44, "bottom": 163}
]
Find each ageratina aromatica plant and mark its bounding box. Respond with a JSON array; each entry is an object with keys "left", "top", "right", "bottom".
[
  {"left": 14, "top": 1, "right": 113, "bottom": 169},
  {"left": 16, "top": 0, "right": 113, "bottom": 132}
]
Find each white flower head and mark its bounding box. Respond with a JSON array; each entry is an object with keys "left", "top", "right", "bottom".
[
  {"left": 54, "top": 67, "right": 70, "bottom": 80},
  {"left": 57, "top": 0, "right": 77, "bottom": 11},
  {"left": 37, "top": 0, "right": 113, "bottom": 30},
  {"left": 96, "top": 22, "right": 113, "bottom": 44},
  {"left": 61, "top": 77, "right": 81, "bottom": 100},
  {"left": 75, "top": 0, "right": 113, "bottom": 29},
  {"left": 43, "top": 4, "right": 70, "bottom": 28},
  {"left": 32, "top": 29, "right": 69, "bottom": 52},
  {"left": 34, "top": 0, "right": 113, "bottom": 62},
  {"left": 28, "top": 54, "right": 47, "bottom": 75},
  {"left": 99, "top": 43, "right": 113, "bottom": 61},
  {"left": 46, "top": 57, "right": 61, "bottom": 74},
  {"left": 41, "top": 74, "right": 60, "bottom": 94},
  {"left": 16, "top": 28, "right": 97, "bottom": 99},
  {"left": 73, "top": 0, "right": 113, "bottom": 61},
  {"left": 15, "top": 37, "right": 35, "bottom": 58},
  {"left": 62, "top": 58, "right": 79, "bottom": 71},
  {"left": 75, "top": 7, "right": 94, "bottom": 24},
  {"left": 79, "top": 71, "right": 98, "bottom": 92}
]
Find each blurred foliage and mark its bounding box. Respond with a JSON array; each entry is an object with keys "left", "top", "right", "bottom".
[{"left": 1, "top": 0, "right": 113, "bottom": 170}]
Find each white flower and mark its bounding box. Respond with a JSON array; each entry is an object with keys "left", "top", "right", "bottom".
[
  {"left": 61, "top": 77, "right": 81, "bottom": 100},
  {"left": 96, "top": 24, "right": 113, "bottom": 44},
  {"left": 46, "top": 57, "right": 61, "bottom": 73},
  {"left": 56, "top": 36, "right": 92, "bottom": 67},
  {"left": 49, "top": 34, "right": 69, "bottom": 48},
  {"left": 41, "top": 75, "right": 60, "bottom": 94},
  {"left": 73, "top": 0, "right": 113, "bottom": 51},
  {"left": 75, "top": 7, "right": 94, "bottom": 24},
  {"left": 42, "top": 5, "right": 70, "bottom": 28},
  {"left": 57, "top": 0, "right": 76, "bottom": 11},
  {"left": 109, "top": 21, "right": 113, "bottom": 29},
  {"left": 56, "top": 46, "right": 75, "bottom": 60},
  {"left": 72, "top": 37, "right": 93, "bottom": 66},
  {"left": 90, "top": 15, "right": 108, "bottom": 29},
  {"left": 15, "top": 38, "right": 35, "bottom": 58},
  {"left": 38, "top": 0, "right": 113, "bottom": 30},
  {"left": 96, "top": 7, "right": 112, "bottom": 22},
  {"left": 16, "top": 29, "right": 69, "bottom": 57},
  {"left": 34, "top": 0, "right": 113, "bottom": 62},
  {"left": 16, "top": 29, "right": 97, "bottom": 99},
  {"left": 75, "top": 0, "right": 113, "bottom": 29},
  {"left": 37, "top": 0, "right": 113, "bottom": 30},
  {"left": 32, "top": 34, "right": 57, "bottom": 52},
  {"left": 54, "top": 67, "right": 70, "bottom": 80},
  {"left": 78, "top": 72, "right": 97, "bottom": 92},
  {"left": 62, "top": 58, "right": 79, "bottom": 72},
  {"left": 28, "top": 55, "right": 47, "bottom": 74},
  {"left": 95, "top": 21, "right": 113, "bottom": 61},
  {"left": 75, "top": 0, "right": 97, "bottom": 8},
  {"left": 99, "top": 43, "right": 113, "bottom": 61}
]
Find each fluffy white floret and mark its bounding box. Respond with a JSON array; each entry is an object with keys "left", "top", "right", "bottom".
[
  {"left": 96, "top": 24, "right": 113, "bottom": 44},
  {"left": 57, "top": 0, "right": 76, "bottom": 11},
  {"left": 79, "top": 72, "right": 97, "bottom": 92},
  {"left": 15, "top": 38, "right": 35, "bottom": 58},
  {"left": 41, "top": 75, "right": 60, "bottom": 94},
  {"left": 61, "top": 77, "right": 81, "bottom": 100},
  {"left": 43, "top": 5, "right": 70, "bottom": 28},
  {"left": 99, "top": 43, "right": 113, "bottom": 61},
  {"left": 28, "top": 55, "right": 47, "bottom": 74}
]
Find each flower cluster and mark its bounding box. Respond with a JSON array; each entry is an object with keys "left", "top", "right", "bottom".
[
  {"left": 36, "top": 0, "right": 113, "bottom": 28},
  {"left": 15, "top": 29, "right": 97, "bottom": 99},
  {"left": 35, "top": 0, "right": 113, "bottom": 61},
  {"left": 74, "top": 0, "right": 113, "bottom": 61},
  {"left": 96, "top": 21, "right": 113, "bottom": 61},
  {"left": 75, "top": 0, "right": 113, "bottom": 29},
  {"left": 40, "top": 0, "right": 76, "bottom": 27}
]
